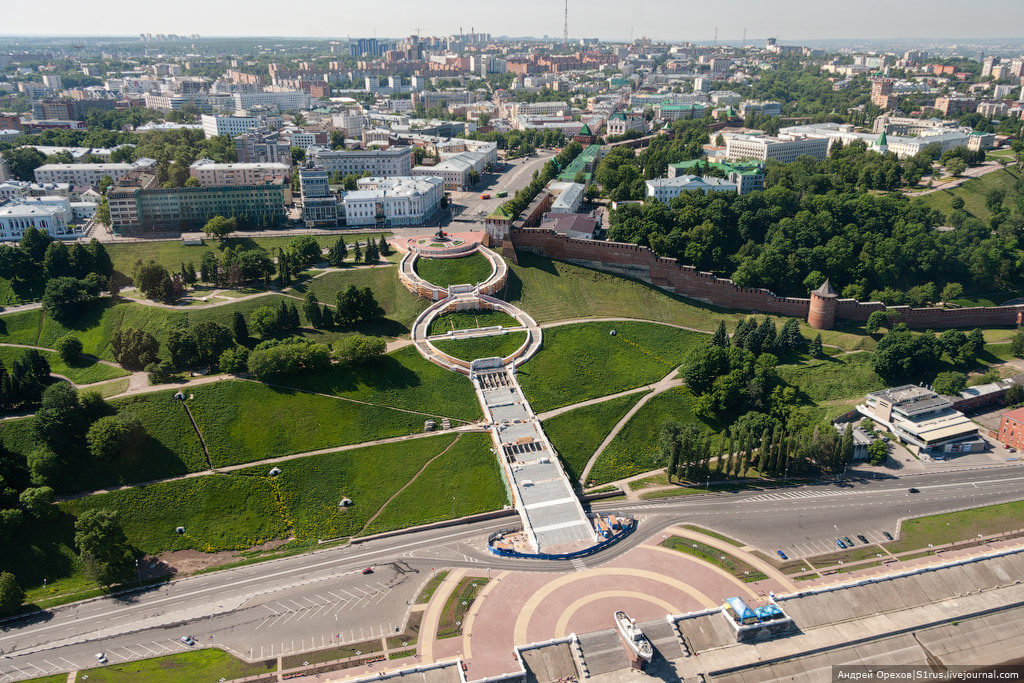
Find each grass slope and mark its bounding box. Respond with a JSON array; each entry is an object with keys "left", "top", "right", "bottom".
[
  {"left": 517, "top": 321, "right": 701, "bottom": 413},
  {"left": 504, "top": 252, "right": 877, "bottom": 353},
  {"left": 62, "top": 475, "right": 290, "bottom": 554},
  {"left": 432, "top": 331, "right": 528, "bottom": 362},
  {"left": 240, "top": 434, "right": 461, "bottom": 540},
  {"left": 414, "top": 252, "right": 493, "bottom": 288},
  {"left": 776, "top": 352, "right": 886, "bottom": 403},
  {"left": 271, "top": 345, "right": 480, "bottom": 422},
  {"left": 185, "top": 380, "right": 429, "bottom": 468},
  {"left": 542, "top": 393, "right": 646, "bottom": 483},
  {"left": 916, "top": 166, "right": 1021, "bottom": 223},
  {"left": 0, "top": 346, "right": 129, "bottom": 385},
  {"left": 590, "top": 386, "right": 719, "bottom": 485},
  {"left": 365, "top": 432, "right": 506, "bottom": 534}
]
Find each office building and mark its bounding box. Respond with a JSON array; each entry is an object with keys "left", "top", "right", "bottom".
[
  {"left": 201, "top": 114, "right": 265, "bottom": 138},
  {"left": 606, "top": 111, "right": 645, "bottom": 137},
  {"left": 342, "top": 175, "right": 443, "bottom": 227},
  {"left": 188, "top": 159, "right": 291, "bottom": 186},
  {"left": 0, "top": 203, "right": 73, "bottom": 241},
  {"left": 307, "top": 146, "right": 413, "bottom": 178},
  {"left": 235, "top": 130, "right": 291, "bottom": 164},
  {"left": 668, "top": 160, "right": 765, "bottom": 194},
  {"left": 108, "top": 171, "right": 286, "bottom": 233},
  {"left": 934, "top": 96, "right": 976, "bottom": 117},
  {"left": 858, "top": 385, "right": 981, "bottom": 457},
  {"left": 723, "top": 133, "right": 829, "bottom": 163},
  {"left": 410, "top": 151, "right": 485, "bottom": 191},
  {"left": 33, "top": 159, "right": 155, "bottom": 186},
  {"left": 645, "top": 175, "right": 737, "bottom": 202},
  {"left": 298, "top": 164, "right": 338, "bottom": 227},
  {"left": 738, "top": 100, "right": 782, "bottom": 118},
  {"left": 232, "top": 90, "right": 310, "bottom": 113}
]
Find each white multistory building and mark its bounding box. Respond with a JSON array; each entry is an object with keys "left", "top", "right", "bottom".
[
  {"left": 342, "top": 175, "right": 443, "bottom": 227},
  {"left": 200, "top": 114, "right": 265, "bottom": 138},
  {"left": 232, "top": 90, "right": 310, "bottom": 112},
  {"left": 723, "top": 133, "right": 830, "bottom": 163},
  {"left": 0, "top": 202, "right": 73, "bottom": 240},
  {"left": 645, "top": 176, "right": 737, "bottom": 202},
  {"left": 188, "top": 159, "right": 291, "bottom": 186},
  {"left": 33, "top": 159, "right": 156, "bottom": 186},
  {"left": 307, "top": 146, "right": 413, "bottom": 178}
]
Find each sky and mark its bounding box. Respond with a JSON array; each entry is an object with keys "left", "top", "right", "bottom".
[{"left": 3, "top": 0, "right": 1024, "bottom": 43}]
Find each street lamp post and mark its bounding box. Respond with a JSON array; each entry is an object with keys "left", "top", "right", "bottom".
[{"left": 135, "top": 559, "right": 141, "bottom": 587}]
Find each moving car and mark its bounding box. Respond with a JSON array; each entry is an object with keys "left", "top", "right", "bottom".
[
  {"left": 776, "top": 550, "right": 788, "bottom": 560},
  {"left": 857, "top": 534, "right": 868, "bottom": 544},
  {"left": 362, "top": 567, "right": 373, "bottom": 574},
  {"left": 882, "top": 531, "right": 894, "bottom": 541},
  {"left": 480, "top": 193, "right": 490, "bottom": 199},
  {"left": 836, "top": 538, "right": 847, "bottom": 549},
  {"left": 908, "top": 487, "right": 920, "bottom": 493},
  {"left": 95, "top": 653, "right": 108, "bottom": 664},
  {"left": 181, "top": 635, "right": 195, "bottom": 646}
]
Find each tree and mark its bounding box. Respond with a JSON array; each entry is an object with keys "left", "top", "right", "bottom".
[
  {"left": 191, "top": 322, "right": 235, "bottom": 366},
  {"left": 289, "top": 235, "right": 323, "bottom": 266},
  {"left": 55, "top": 334, "right": 84, "bottom": 365},
  {"left": 710, "top": 320, "right": 729, "bottom": 348},
  {"left": 19, "top": 486, "right": 55, "bottom": 518},
  {"left": 378, "top": 235, "right": 391, "bottom": 257},
  {"left": 865, "top": 310, "right": 888, "bottom": 334},
  {"left": 74, "top": 509, "right": 134, "bottom": 587},
  {"left": 932, "top": 371, "right": 967, "bottom": 396},
  {"left": 357, "top": 287, "right": 384, "bottom": 320},
  {"left": 660, "top": 421, "right": 683, "bottom": 482},
  {"left": 132, "top": 260, "right": 174, "bottom": 300},
  {"left": 248, "top": 306, "right": 280, "bottom": 338},
  {"left": 218, "top": 345, "right": 249, "bottom": 374},
  {"left": 247, "top": 340, "right": 331, "bottom": 378},
  {"left": 951, "top": 196, "right": 965, "bottom": 210},
  {"left": 145, "top": 360, "right": 175, "bottom": 384},
  {"left": 1012, "top": 330, "right": 1024, "bottom": 358},
  {"left": 3, "top": 146, "right": 46, "bottom": 181},
  {"left": 19, "top": 227, "right": 53, "bottom": 262},
  {"left": 333, "top": 336, "right": 386, "bottom": 363},
  {"left": 0, "top": 571, "right": 24, "bottom": 616},
  {"left": 303, "top": 292, "right": 323, "bottom": 329},
  {"left": 809, "top": 334, "right": 824, "bottom": 358},
  {"left": 352, "top": 241, "right": 362, "bottom": 263},
  {"left": 32, "top": 383, "right": 85, "bottom": 454},
  {"left": 336, "top": 285, "right": 362, "bottom": 325},
  {"left": 232, "top": 311, "right": 249, "bottom": 343},
  {"left": 86, "top": 413, "right": 144, "bottom": 460},
  {"left": 42, "top": 241, "right": 72, "bottom": 279},
  {"left": 941, "top": 282, "right": 964, "bottom": 303},
  {"left": 110, "top": 328, "right": 159, "bottom": 370},
  {"left": 945, "top": 157, "right": 967, "bottom": 177},
  {"left": 364, "top": 240, "right": 379, "bottom": 263},
  {"left": 327, "top": 237, "right": 348, "bottom": 266},
  {"left": 321, "top": 305, "right": 334, "bottom": 328},
  {"left": 42, "top": 277, "right": 92, "bottom": 322},
  {"left": 202, "top": 215, "right": 237, "bottom": 240},
  {"left": 867, "top": 439, "right": 888, "bottom": 465},
  {"left": 872, "top": 325, "right": 941, "bottom": 382}
]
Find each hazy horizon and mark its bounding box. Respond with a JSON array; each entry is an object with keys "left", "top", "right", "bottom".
[{"left": 2, "top": 0, "right": 1023, "bottom": 44}]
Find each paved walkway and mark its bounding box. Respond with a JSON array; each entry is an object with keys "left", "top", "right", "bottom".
[
  {"left": 535, "top": 384, "right": 652, "bottom": 421},
  {"left": 578, "top": 367, "right": 684, "bottom": 486},
  {"left": 664, "top": 525, "right": 797, "bottom": 591},
  {"left": 419, "top": 568, "right": 467, "bottom": 664},
  {"left": 909, "top": 161, "right": 1011, "bottom": 196}
]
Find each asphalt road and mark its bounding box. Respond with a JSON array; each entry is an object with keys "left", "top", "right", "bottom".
[
  {"left": 3, "top": 464, "right": 1023, "bottom": 680},
  {"left": 448, "top": 151, "right": 556, "bottom": 223}
]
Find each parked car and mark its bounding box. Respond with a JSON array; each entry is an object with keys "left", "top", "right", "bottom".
[
  {"left": 362, "top": 567, "right": 373, "bottom": 574},
  {"left": 1008, "top": 447, "right": 1017, "bottom": 453},
  {"left": 836, "top": 538, "right": 847, "bottom": 549},
  {"left": 857, "top": 534, "right": 868, "bottom": 544},
  {"left": 95, "top": 653, "right": 108, "bottom": 664},
  {"left": 883, "top": 531, "right": 894, "bottom": 541},
  {"left": 181, "top": 635, "right": 195, "bottom": 646},
  {"left": 843, "top": 536, "right": 854, "bottom": 547},
  {"left": 908, "top": 487, "right": 920, "bottom": 493},
  {"left": 776, "top": 550, "right": 788, "bottom": 560}
]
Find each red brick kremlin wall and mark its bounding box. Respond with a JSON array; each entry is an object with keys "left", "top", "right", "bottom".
[{"left": 509, "top": 229, "right": 1024, "bottom": 330}]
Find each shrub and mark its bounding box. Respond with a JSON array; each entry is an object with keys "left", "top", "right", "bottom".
[
  {"left": 219, "top": 346, "right": 250, "bottom": 374},
  {"left": 54, "top": 334, "right": 84, "bottom": 365},
  {"left": 333, "top": 336, "right": 386, "bottom": 364},
  {"left": 247, "top": 340, "right": 331, "bottom": 378}
]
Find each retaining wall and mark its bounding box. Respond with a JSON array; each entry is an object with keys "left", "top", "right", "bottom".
[{"left": 510, "top": 229, "right": 1024, "bottom": 330}]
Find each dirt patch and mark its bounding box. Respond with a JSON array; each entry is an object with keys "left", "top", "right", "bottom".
[{"left": 152, "top": 537, "right": 294, "bottom": 577}]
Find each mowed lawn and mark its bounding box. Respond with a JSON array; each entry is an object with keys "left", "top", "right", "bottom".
[
  {"left": 364, "top": 432, "right": 506, "bottom": 534},
  {"left": 62, "top": 475, "right": 290, "bottom": 554},
  {"left": 185, "top": 380, "right": 430, "bottom": 468},
  {"left": 916, "top": 166, "right": 1021, "bottom": 223},
  {"left": 268, "top": 345, "right": 481, "bottom": 422},
  {"left": 517, "top": 321, "right": 702, "bottom": 413},
  {"left": 429, "top": 309, "right": 519, "bottom": 336},
  {"left": 432, "top": 331, "right": 528, "bottom": 362},
  {"left": 414, "top": 251, "right": 493, "bottom": 288},
  {"left": 542, "top": 393, "right": 646, "bottom": 483},
  {"left": 295, "top": 265, "right": 429, "bottom": 337},
  {"left": 885, "top": 499, "right": 1024, "bottom": 554},
  {"left": 106, "top": 233, "right": 390, "bottom": 282},
  {"left": 0, "top": 345, "right": 129, "bottom": 385},
  {"left": 75, "top": 649, "right": 276, "bottom": 683},
  {"left": 589, "top": 386, "right": 721, "bottom": 485}
]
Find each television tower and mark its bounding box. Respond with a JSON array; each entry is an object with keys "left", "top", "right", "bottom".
[{"left": 563, "top": 0, "right": 568, "bottom": 46}]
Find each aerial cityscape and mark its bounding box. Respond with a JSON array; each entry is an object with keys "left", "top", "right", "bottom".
[{"left": 1, "top": 5, "right": 1024, "bottom": 682}]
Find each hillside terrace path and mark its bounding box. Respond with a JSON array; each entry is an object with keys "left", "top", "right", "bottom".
[{"left": 578, "top": 367, "right": 685, "bottom": 486}]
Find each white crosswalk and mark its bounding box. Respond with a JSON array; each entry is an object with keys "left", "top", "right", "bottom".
[
  {"left": 743, "top": 488, "right": 858, "bottom": 502},
  {"left": 571, "top": 558, "right": 588, "bottom": 572}
]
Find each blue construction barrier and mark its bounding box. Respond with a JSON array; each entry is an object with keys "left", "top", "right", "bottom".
[{"left": 487, "top": 517, "right": 637, "bottom": 560}]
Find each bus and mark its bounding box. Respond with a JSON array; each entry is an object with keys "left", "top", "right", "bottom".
[{"left": 496, "top": 190, "right": 508, "bottom": 198}]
